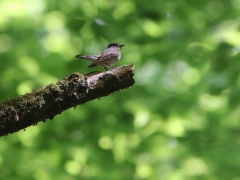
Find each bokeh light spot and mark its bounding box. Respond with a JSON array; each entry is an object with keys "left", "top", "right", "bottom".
[
  {"left": 113, "top": 133, "right": 127, "bottom": 162},
  {"left": 142, "top": 19, "right": 163, "bottom": 38},
  {"left": 165, "top": 117, "right": 186, "bottom": 137},
  {"left": 198, "top": 93, "right": 227, "bottom": 112},
  {"left": 18, "top": 56, "right": 39, "bottom": 76},
  {"left": 183, "top": 157, "right": 209, "bottom": 175},
  {"left": 99, "top": 136, "right": 113, "bottom": 149},
  {"left": 17, "top": 81, "right": 34, "bottom": 95},
  {"left": 65, "top": 160, "right": 81, "bottom": 175},
  {"left": 136, "top": 163, "right": 153, "bottom": 179},
  {"left": 134, "top": 110, "right": 150, "bottom": 128},
  {"left": 181, "top": 68, "right": 201, "bottom": 85},
  {"left": 113, "top": 1, "right": 136, "bottom": 20}
]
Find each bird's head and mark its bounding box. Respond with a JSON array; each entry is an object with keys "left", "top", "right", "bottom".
[{"left": 107, "top": 42, "right": 125, "bottom": 49}]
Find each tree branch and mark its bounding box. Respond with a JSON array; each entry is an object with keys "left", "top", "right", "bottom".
[{"left": 0, "top": 64, "right": 135, "bottom": 137}]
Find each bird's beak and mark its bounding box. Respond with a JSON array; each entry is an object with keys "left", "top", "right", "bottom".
[{"left": 120, "top": 44, "right": 125, "bottom": 48}]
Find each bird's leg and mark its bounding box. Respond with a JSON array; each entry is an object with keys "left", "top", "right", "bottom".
[{"left": 104, "top": 63, "right": 111, "bottom": 71}]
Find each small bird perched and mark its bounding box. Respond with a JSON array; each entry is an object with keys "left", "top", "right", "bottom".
[{"left": 75, "top": 42, "right": 125, "bottom": 70}]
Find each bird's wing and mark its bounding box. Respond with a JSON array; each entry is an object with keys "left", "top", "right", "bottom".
[
  {"left": 75, "top": 55, "right": 99, "bottom": 60},
  {"left": 97, "top": 51, "right": 118, "bottom": 62}
]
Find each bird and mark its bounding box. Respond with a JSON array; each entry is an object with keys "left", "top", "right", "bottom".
[{"left": 75, "top": 42, "right": 125, "bottom": 70}]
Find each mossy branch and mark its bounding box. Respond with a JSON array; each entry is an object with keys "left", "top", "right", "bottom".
[{"left": 0, "top": 65, "right": 135, "bottom": 137}]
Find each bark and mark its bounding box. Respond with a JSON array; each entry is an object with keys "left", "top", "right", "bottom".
[{"left": 0, "top": 65, "right": 135, "bottom": 137}]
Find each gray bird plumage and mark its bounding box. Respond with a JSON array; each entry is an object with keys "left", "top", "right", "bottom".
[{"left": 75, "top": 42, "right": 125, "bottom": 70}]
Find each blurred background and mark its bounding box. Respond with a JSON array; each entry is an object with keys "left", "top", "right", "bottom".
[{"left": 1, "top": 0, "right": 240, "bottom": 179}]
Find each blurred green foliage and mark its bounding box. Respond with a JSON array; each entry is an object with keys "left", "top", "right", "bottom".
[{"left": 1, "top": 0, "right": 240, "bottom": 179}]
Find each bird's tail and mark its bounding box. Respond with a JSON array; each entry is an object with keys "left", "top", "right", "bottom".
[{"left": 75, "top": 55, "right": 99, "bottom": 62}]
